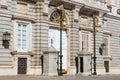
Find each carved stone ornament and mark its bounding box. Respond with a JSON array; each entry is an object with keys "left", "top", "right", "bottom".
[{"left": 50, "top": 10, "right": 60, "bottom": 23}]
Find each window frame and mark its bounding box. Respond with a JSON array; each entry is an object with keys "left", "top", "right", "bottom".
[
  {"left": 79, "top": 31, "right": 91, "bottom": 52},
  {"left": 13, "top": 20, "right": 32, "bottom": 52},
  {"left": 102, "top": 35, "right": 110, "bottom": 56},
  {"left": 17, "top": 24, "right": 27, "bottom": 50}
]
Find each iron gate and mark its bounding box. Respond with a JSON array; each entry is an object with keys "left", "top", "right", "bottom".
[{"left": 18, "top": 58, "right": 27, "bottom": 74}]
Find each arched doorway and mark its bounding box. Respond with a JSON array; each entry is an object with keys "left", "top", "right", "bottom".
[{"left": 48, "top": 29, "right": 67, "bottom": 70}]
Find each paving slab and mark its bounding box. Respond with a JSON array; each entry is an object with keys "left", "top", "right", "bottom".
[{"left": 0, "top": 75, "right": 120, "bottom": 80}]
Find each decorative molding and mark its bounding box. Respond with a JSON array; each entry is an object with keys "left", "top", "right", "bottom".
[
  {"left": 12, "top": 15, "right": 36, "bottom": 23},
  {"left": 73, "top": 6, "right": 80, "bottom": 20},
  {"left": 17, "top": 1, "right": 28, "bottom": 5},
  {"left": 103, "top": 30, "right": 112, "bottom": 36},
  {"left": 43, "top": 46, "right": 59, "bottom": 54},
  {"left": 84, "top": 3, "right": 108, "bottom": 13},
  {"left": 1, "top": 5, "right": 8, "bottom": 9},
  {"left": 11, "top": 51, "right": 33, "bottom": 56},
  {"left": 79, "top": 26, "right": 93, "bottom": 32},
  {"left": 77, "top": 50, "right": 92, "bottom": 56},
  {"left": 0, "top": 13, "right": 12, "bottom": 18},
  {"left": 103, "top": 56, "right": 112, "bottom": 60},
  {"left": 106, "top": 14, "right": 120, "bottom": 20}
]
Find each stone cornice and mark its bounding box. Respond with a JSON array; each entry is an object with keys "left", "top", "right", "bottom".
[
  {"left": 11, "top": 51, "right": 33, "bottom": 56},
  {"left": 64, "top": 0, "right": 84, "bottom": 8},
  {"left": 77, "top": 50, "right": 92, "bottom": 56},
  {"left": 84, "top": 5, "right": 109, "bottom": 13},
  {"left": 79, "top": 26, "right": 113, "bottom": 36},
  {"left": 0, "top": 13, "right": 12, "bottom": 18},
  {"left": 17, "top": 0, "right": 37, "bottom": 3},
  {"left": 102, "top": 30, "right": 112, "bottom": 36},
  {"left": 12, "top": 15, "right": 36, "bottom": 23},
  {"left": 106, "top": 13, "right": 120, "bottom": 20},
  {"left": 65, "top": 0, "right": 109, "bottom": 14},
  {"left": 43, "top": 46, "right": 59, "bottom": 54},
  {"left": 78, "top": 54, "right": 92, "bottom": 56},
  {"left": 79, "top": 26, "right": 93, "bottom": 32}
]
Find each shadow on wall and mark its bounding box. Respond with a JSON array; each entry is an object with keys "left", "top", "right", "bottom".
[
  {"left": 41, "top": 55, "right": 43, "bottom": 74},
  {"left": 75, "top": 57, "right": 78, "bottom": 73}
]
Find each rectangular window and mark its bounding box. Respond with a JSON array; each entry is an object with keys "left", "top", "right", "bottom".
[
  {"left": 17, "top": 24, "right": 27, "bottom": 50},
  {"left": 82, "top": 32, "right": 90, "bottom": 52},
  {"left": 103, "top": 37, "right": 109, "bottom": 56},
  {"left": 13, "top": 20, "right": 32, "bottom": 52},
  {"left": 104, "top": 38, "right": 108, "bottom": 55}
]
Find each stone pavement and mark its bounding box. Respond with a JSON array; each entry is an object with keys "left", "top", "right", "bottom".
[{"left": 0, "top": 74, "right": 120, "bottom": 80}]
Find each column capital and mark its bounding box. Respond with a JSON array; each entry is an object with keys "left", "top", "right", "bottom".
[
  {"left": 72, "top": 6, "right": 80, "bottom": 22},
  {"left": 44, "top": 0, "right": 50, "bottom": 4},
  {"left": 42, "top": 0, "right": 50, "bottom": 14}
]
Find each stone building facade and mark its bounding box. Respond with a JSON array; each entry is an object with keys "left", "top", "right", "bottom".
[{"left": 0, "top": 0, "right": 120, "bottom": 75}]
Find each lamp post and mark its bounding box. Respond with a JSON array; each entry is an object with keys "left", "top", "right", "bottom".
[
  {"left": 93, "top": 15, "right": 100, "bottom": 75},
  {"left": 57, "top": 5, "right": 66, "bottom": 76}
]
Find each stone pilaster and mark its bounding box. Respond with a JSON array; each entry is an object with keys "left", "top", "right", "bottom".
[
  {"left": 32, "top": 1, "right": 50, "bottom": 67},
  {"left": 69, "top": 28, "right": 79, "bottom": 66},
  {"left": 68, "top": 6, "right": 80, "bottom": 74},
  {"left": 39, "top": 0, "right": 50, "bottom": 51}
]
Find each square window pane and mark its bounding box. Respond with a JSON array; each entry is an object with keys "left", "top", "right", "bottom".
[
  {"left": 17, "top": 44, "right": 21, "bottom": 48},
  {"left": 22, "top": 32, "right": 26, "bottom": 35},
  {"left": 18, "top": 38, "right": 21, "bottom": 41}
]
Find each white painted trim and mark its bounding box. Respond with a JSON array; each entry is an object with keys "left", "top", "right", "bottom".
[
  {"left": 103, "top": 35, "right": 110, "bottom": 56},
  {"left": 13, "top": 20, "right": 18, "bottom": 51},
  {"left": 67, "top": 28, "right": 70, "bottom": 70},
  {"left": 14, "top": 55, "right": 30, "bottom": 75},
  {"left": 79, "top": 30, "right": 91, "bottom": 52},
  {"left": 13, "top": 20, "right": 32, "bottom": 52},
  {"left": 79, "top": 30, "right": 82, "bottom": 51}
]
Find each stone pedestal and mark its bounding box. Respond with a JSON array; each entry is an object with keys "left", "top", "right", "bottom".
[{"left": 43, "top": 46, "right": 59, "bottom": 76}]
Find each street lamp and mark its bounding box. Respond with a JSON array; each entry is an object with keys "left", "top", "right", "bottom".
[
  {"left": 99, "top": 43, "right": 106, "bottom": 55},
  {"left": 2, "top": 32, "right": 11, "bottom": 48},
  {"left": 93, "top": 15, "right": 100, "bottom": 75},
  {"left": 57, "top": 5, "right": 67, "bottom": 76}
]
